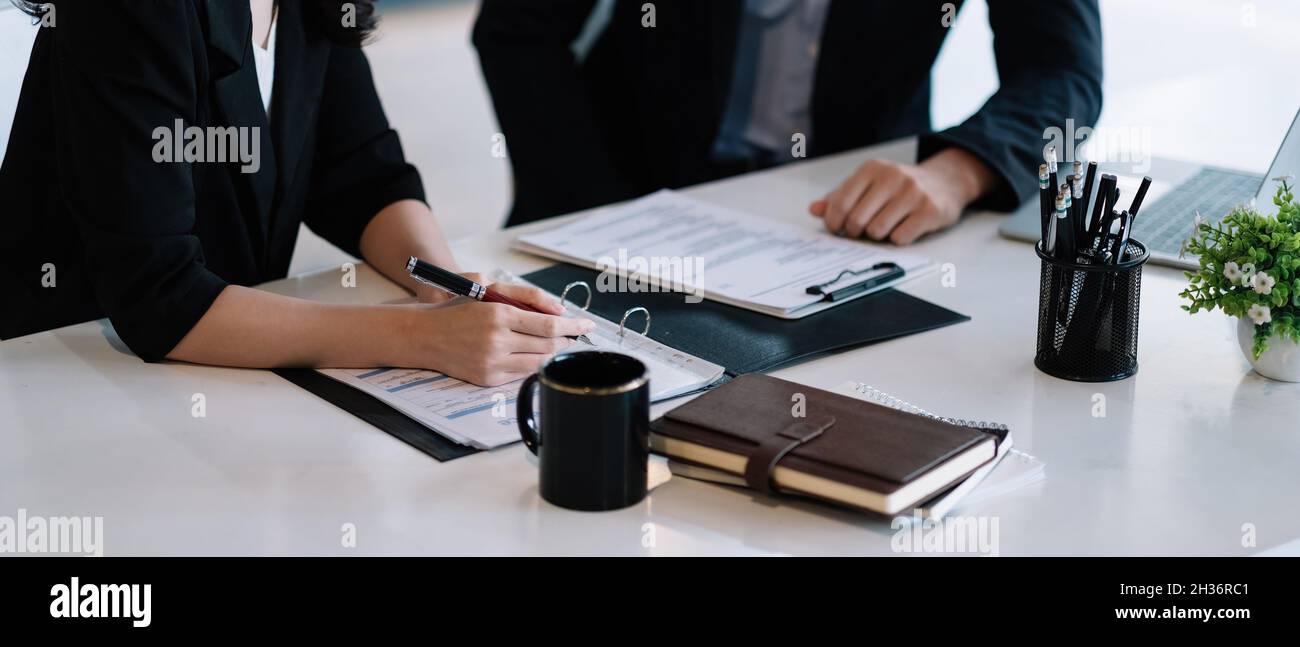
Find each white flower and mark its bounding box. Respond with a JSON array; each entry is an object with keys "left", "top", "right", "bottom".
[
  {"left": 1223, "top": 261, "right": 1242, "bottom": 282},
  {"left": 1239, "top": 263, "right": 1256, "bottom": 287},
  {"left": 1252, "top": 271, "right": 1277, "bottom": 295},
  {"left": 1248, "top": 303, "right": 1272, "bottom": 326}
]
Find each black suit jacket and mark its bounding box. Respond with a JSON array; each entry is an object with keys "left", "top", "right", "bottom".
[
  {"left": 474, "top": 0, "right": 1103, "bottom": 226},
  {"left": 0, "top": 0, "right": 425, "bottom": 360}
]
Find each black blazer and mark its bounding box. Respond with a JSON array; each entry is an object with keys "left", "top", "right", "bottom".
[
  {"left": 0, "top": 0, "right": 425, "bottom": 360},
  {"left": 474, "top": 0, "right": 1103, "bottom": 226}
]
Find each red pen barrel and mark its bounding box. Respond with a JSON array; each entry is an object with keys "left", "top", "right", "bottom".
[{"left": 481, "top": 287, "right": 544, "bottom": 314}]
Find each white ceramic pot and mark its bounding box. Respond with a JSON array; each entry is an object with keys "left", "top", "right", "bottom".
[{"left": 1238, "top": 317, "right": 1300, "bottom": 382}]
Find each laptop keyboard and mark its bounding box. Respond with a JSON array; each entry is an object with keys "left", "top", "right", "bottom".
[{"left": 1131, "top": 168, "right": 1263, "bottom": 257}]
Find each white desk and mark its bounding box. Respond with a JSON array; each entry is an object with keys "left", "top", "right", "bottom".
[{"left": 3, "top": 140, "right": 1298, "bottom": 556}]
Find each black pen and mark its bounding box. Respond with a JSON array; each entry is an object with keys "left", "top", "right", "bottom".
[
  {"left": 1090, "top": 174, "right": 1115, "bottom": 243},
  {"left": 1111, "top": 210, "right": 1133, "bottom": 264},
  {"left": 1071, "top": 161, "right": 1083, "bottom": 233},
  {"left": 406, "top": 257, "right": 595, "bottom": 345},
  {"left": 1039, "top": 163, "right": 1051, "bottom": 247},
  {"left": 1129, "top": 175, "right": 1153, "bottom": 219},
  {"left": 1068, "top": 174, "right": 1082, "bottom": 244},
  {"left": 1098, "top": 186, "right": 1121, "bottom": 260},
  {"left": 1047, "top": 147, "right": 1059, "bottom": 209},
  {"left": 1103, "top": 186, "right": 1121, "bottom": 233},
  {"left": 1108, "top": 186, "right": 1121, "bottom": 230},
  {"left": 1080, "top": 161, "right": 1099, "bottom": 241}
]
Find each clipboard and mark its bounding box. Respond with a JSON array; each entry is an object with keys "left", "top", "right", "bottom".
[
  {"left": 511, "top": 189, "right": 938, "bottom": 319},
  {"left": 522, "top": 264, "right": 970, "bottom": 376}
]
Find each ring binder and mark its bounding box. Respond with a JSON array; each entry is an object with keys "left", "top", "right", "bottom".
[
  {"left": 618, "top": 306, "right": 651, "bottom": 340},
  {"left": 560, "top": 281, "right": 593, "bottom": 310},
  {"left": 499, "top": 272, "right": 661, "bottom": 346}
]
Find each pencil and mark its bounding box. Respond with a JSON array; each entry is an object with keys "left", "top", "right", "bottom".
[{"left": 1056, "top": 185, "right": 1075, "bottom": 262}]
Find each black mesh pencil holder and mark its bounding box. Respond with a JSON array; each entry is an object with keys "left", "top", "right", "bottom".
[{"left": 1034, "top": 239, "right": 1149, "bottom": 382}]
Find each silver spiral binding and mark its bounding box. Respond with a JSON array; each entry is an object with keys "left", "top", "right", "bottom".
[{"left": 850, "top": 382, "right": 1009, "bottom": 433}]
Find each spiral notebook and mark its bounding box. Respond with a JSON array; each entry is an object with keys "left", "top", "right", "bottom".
[
  {"left": 663, "top": 380, "right": 1043, "bottom": 517},
  {"left": 650, "top": 374, "right": 1002, "bottom": 514},
  {"left": 831, "top": 382, "right": 1043, "bottom": 517}
]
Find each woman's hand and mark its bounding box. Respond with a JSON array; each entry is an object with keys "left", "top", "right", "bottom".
[
  {"left": 398, "top": 298, "right": 595, "bottom": 387},
  {"left": 416, "top": 273, "right": 566, "bottom": 315}
]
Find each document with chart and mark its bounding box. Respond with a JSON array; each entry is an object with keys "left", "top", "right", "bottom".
[
  {"left": 318, "top": 302, "right": 726, "bottom": 450},
  {"left": 514, "top": 190, "right": 935, "bottom": 318}
]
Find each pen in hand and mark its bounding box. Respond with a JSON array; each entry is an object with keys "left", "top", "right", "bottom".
[{"left": 406, "top": 257, "right": 595, "bottom": 346}]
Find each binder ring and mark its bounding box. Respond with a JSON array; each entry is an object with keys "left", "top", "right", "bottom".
[
  {"left": 618, "top": 307, "right": 651, "bottom": 339},
  {"left": 559, "top": 281, "right": 592, "bottom": 311}
]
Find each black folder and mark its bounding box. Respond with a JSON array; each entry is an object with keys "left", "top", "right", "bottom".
[
  {"left": 274, "top": 368, "right": 478, "bottom": 462},
  {"left": 522, "top": 264, "right": 970, "bottom": 376},
  {"left": 273, "top": 264, "right": 969, "bottom": 463}
]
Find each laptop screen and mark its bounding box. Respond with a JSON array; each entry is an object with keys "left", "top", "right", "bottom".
[{"left": 1256, "top": 108, "right": 1300, "bottom": 208}]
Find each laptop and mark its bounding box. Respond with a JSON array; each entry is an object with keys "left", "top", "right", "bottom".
[{"left": 999, "top": 108, "right": 1300, "bottom": 269}]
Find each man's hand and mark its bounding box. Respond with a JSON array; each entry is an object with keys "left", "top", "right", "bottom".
[{"left": 808, "top": 147, "right": 998, "bottom": 245}]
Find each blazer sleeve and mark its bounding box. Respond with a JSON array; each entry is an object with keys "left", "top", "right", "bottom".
[
  {"left": 52, "top": 1, "right": 228, "bottom": 362},
  {"left": 302, "top": 45, "right": 426, "bottom": 259},
  {"left": 472, "top": 0, "right": 636, "bottom": 223},
  {"left": 917, "top": 0, "right": 1104, "bottom": 212}
]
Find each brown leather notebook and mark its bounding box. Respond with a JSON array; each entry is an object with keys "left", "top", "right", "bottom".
[{"left": 649, "top": 374, "right": 999, "bottom": 515}]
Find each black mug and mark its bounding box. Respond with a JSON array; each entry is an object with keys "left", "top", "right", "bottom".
[{"left": 516, "top": 351, "right": 650, "bottom": 511}]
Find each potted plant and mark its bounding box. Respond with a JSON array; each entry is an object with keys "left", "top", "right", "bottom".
[{"left": 1180, "top": 177, "right": 1300, "bottom": 382}]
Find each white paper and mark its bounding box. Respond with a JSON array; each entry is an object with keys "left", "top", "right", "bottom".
[
  {"left": 515, "top": 190, "right": 934, "bottom": 316},
  {"left": 319, "top": 367, "right": 522, "bottom": 449},
  {"left": 317, "top": 297, "right": 725, "bottom": 450}
]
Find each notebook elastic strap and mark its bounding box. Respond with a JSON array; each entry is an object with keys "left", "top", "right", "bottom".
[{"left": 743, "top": 416, "right": 836, "bottom": 494}]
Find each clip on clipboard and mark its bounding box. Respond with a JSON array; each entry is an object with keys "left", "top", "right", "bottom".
[{"left": 805, "top": 263, "right": 905, "bottom": 302}]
